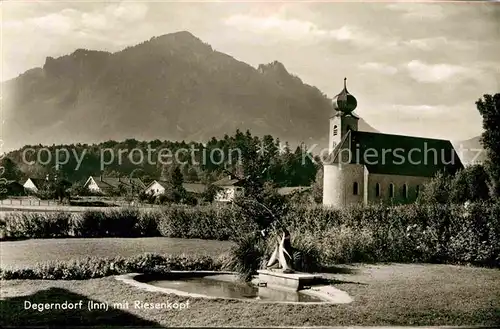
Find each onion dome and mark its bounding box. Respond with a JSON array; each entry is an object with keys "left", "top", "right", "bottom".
[{"left": 332, "top": 78, "right": 357, "bottom": 114}]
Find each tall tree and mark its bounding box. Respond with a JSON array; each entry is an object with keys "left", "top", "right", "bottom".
[
  {"left": 163, "top": 165, "right": 186, "bottom": 203},
  {"left": 450, "top": 164, "right": 490, "bottom": 203},
  {"left": 419, "top": 172, "right": 452, "bottom": 204},
  {"left": 476, "top": 93, "right": 500, "bottom": 198},
  {"left": 312, "top": 166, "right": 324, "bottom": 203},
  {"left": 0, "top": 157, "right": 23, "bottom": 182}
]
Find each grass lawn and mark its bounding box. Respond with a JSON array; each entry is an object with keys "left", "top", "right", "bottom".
[
  {"left": 0, "top": 238, "right": 233, "bottom": 269},
  {"left": 1, "top": 264, "right": 499, "bottom": 326}
]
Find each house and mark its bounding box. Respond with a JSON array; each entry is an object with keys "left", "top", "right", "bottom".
[
  {"left": 323, "top": 78, "right": 463, "bottom": 207},
  {"left": 83, "top": 175, "right": 145, "bottom": 195},
  {"left": 23, "top": 176, "right": 73, "bottom": 193},
  {"left": 23, "top": 178, "right": 48, "bottom": 193},
  {"left": 144, "top": 180, "right": 206, "bottom": 197},
  {"left": 213, "top": 175, "right": 245, "bottom": 202}
]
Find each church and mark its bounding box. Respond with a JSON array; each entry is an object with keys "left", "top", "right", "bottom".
[{"left": 322, "top": 79, "right": 463, "bottom": 207}]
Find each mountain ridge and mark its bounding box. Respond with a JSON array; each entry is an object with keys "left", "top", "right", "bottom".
[{"left": 2, "top": 30, "right": 379, "bottom": 152}]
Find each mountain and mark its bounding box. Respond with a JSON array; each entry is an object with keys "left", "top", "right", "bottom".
[
  {"left": 452, "top": 135, "right": 486, "bottom": 165},
  {"left": 2, "top": 31, "right": 378, "bottom": 151}
]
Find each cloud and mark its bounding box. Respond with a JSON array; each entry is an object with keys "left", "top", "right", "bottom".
[
  {"left": 81, "top": 12, "right": 109, "bottom": 31},
  {"left": 406, "top": 60, "right": 481, "bottom": 83},
  {"left": 403, "top": 36, "right": 472, "bottom": 51},
  {"left": 23, "top": 10, "right": 78, "bottom": 35},
  {"left": 359, "top": 62, "right": 398, "bottom": 75},
  {"left": 104, "top": 2, "right": 149, "bottom": 23},
  {"left": 224, "top": 14, "right": 384, "bottom": 48},
  {"left": 387, "top": 3, "right": 445, "bottom": 20},
  {"left": 3, "top": 2, "right": 149, "bottom": 36},
  {"left": 361, "top": 102, "right": 482, "bottom": 140},
  {"left": 391, "top": 104, "right": 450, "bottom": 113}
]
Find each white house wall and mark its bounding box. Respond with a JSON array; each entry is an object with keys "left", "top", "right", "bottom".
[
  {"left": 215, "top": 186, "right": 244, "bottom": 202},
  {"left": 23, "top": 179, "right": 39, "bottom": 192},
  {"left": 145, "top": 181, "right": 166, "bottom": 196},
  {"left": 85, "top": 177, "right": 101, "bottom": 192}
]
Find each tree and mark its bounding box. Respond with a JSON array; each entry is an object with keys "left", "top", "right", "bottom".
[
  {"left": 186, "top": 167, "right": 199, "bottom": 182},
  {"left": 163, "top": 165, "right": 187, "bottom": 203},
  {"left": 476, "top": 93, "right": 500, "bottom": 198},
  {"left": 450, "top": 164, "right": 490, "bottom": 203},
  {"left": 418, "top": 172, "right": 452, "bottom": 204},
  {"left": 202, "top": 183, "right": 220, "bottom": 203},
  {"left": 258, "top": 181, "right": 288, "bottom": 220},
  {"left": 312, "top": 166, "right": 323, "bottom": 203},
  {"left": 0, "top": 157, "right": 23, "bottom": 182}
]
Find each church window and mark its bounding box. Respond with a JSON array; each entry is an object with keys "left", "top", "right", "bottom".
[
  {"left": 389, "top": 184, "right": 395, "bottom": 198},
  {"left": 416, "top": 185, "right": 420, "bottom": 198},
  {"left": 353, "top": 182, "right": 359, "bottom": 195},
  {"left": 333, "top": 125, "right": 338, "bottom": 136},
  {"left": 403, "top": 184, "right": 408, "bottom": 199},
  {"left": 375, "top": 183, "right": 381, "bottom": 197}
]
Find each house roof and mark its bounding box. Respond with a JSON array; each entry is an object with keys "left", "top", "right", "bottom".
[
  {"left": 182, "top": 183, "right": 207, "bottom": 194},
  {"left": 146, "top": 180, "right": 206, "bottom": 194},
  {"left": 277, "top": 186, "right": 311, "bottom": 196},
  {"left": 88, "top": 176, "right": 145, "bottom": 191},
  {"left": 24, "top": 178, "right": 47, "bottom": 189},
  {"left": 213, "top": 176, "right": 244, "bottom": 187},
  {"left": 327, "top": 131, "right": 463, "bottom": 177}
]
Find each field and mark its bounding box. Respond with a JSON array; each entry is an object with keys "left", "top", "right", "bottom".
[
  {"left": 0, "top": 237, "right": 233, "bottom": 269},
  {"left": 2, "top": 263, "right": 499, "bottom": 326}
]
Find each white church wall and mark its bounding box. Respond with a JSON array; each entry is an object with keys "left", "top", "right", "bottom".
[
  {"left": 366, "top": 173, "right": 431, "bottom": 205},
  {"left": 323, "top": 163, "right": 364, "bottom": 207}
]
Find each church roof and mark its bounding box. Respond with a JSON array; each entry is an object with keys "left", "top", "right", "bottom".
[
  {"left": 327, "top": 131, "right": 463, "bottom": 177},
  {"left": 332, "top": 78, "right": 357, "bottom": 114}
]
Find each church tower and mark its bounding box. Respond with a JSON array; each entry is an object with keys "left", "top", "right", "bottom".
[
  {"left": 323, "top": 78, "right": 362, "bottom": 208},
  {"left": 328, "top": 78, "right": 359, "bottom": 153}
]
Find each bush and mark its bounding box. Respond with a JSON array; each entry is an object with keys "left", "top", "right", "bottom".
[
  {"left": 156, "top": 204, "right": 254, "bottom": 240},
  {"left": 1, "top": 212, "right": 72, "bottom": 239},
  {"left": 1, "top": 201, "right": 499, "bottom": 268},
  {"left": 418, "top": 172, "right": 452, "bottom": 204},
  {"left": 447, "top": 201, "right": 500, "bottom": 266},
  {"left": 72, "top": 208, "right": 157, "bottom": 237},
  {"left": 225, "top": 232, "right": 267, "bottom": 281},
  {"left": 291, "top": 233, "right": 322, "bottom": 273},
  {"left": 0, "top": 253, "right": 220, "bottom": 280}
]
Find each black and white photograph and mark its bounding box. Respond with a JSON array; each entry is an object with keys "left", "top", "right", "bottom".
[{"left": 0, "top": 0, "right": 499, "bottom": 327}]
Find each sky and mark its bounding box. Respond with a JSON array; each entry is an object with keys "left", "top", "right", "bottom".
[{"left": 1, "top": 0, "right": 499, "bottom": 142}]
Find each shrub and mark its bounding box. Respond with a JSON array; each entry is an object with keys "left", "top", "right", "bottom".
[
  {"left": 0, "top": 201, "right": 498, "bottom": 268},
  {"left": 136, "top": 210, "right": 161, "bottom": 236},
  {"left": 0, "top": 253, "right": 220, "bottom": 280},
  {"left": 73, "top": 209, "right": 144, "bottom": 237},
  {"left": 156, "top": 204, "right": 254, "bottom": 240},
  {"left": 226, "top": 232, "right": 267, "bottom": 281},
  {"left": 291, "top": 233, "right": 322, "bottom": 273},
  {"left": 1, "top": 212, "right": 72, "bottom": 239},
  {"left": 447, "top": 201, "right": 500, "bottom": 267},
  {"left": 418, "top": 172, "right": 452, "bottom": 204},
  {"left": 316, "top": 225, "right": 375, "bottom": 264}
]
